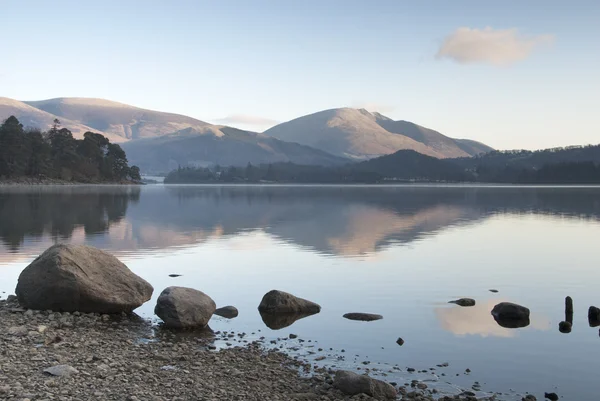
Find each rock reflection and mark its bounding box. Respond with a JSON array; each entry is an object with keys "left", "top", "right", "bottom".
[
  {"left": 493, "top": 315, "right": 531, "bottom": 329},
  {"left": 259, "top": 311, "right": 320, "bottom": 330}
]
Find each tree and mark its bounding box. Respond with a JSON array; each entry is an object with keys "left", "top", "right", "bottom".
[
  {"left": 128, "top": 166, "right": 141, "bottom": 181},
  {"left": 0, "top": 116, "right": 29, "bottom": 177}
]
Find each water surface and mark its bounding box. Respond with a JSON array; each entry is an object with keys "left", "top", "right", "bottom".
[{"left": 1, "top": 184, "right": 599, "bottom": 399}]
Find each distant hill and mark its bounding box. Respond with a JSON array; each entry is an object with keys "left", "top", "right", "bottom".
[
  {"left": 24, "top": 97, "right": 211, "bottom": 141},
  {"left": 122, "top": 126, "right": 347, "bottom": 174},
  {"left": 0, "top": 98, "right": 126, "bottom": 143},
  {"left": 352, "top": 149, "right": 469, "bottom": 181},
  {"left": 264, "top": 108, "right": 492, "bottom": 160}
]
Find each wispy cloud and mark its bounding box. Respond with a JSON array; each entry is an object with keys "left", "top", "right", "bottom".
[
  {"left": 213, "top": 114, "right": 279, "bottom": 127},
  {"left": 436, "top": 27, "right": 554, "bottom": 66},
  {"left": 351, "top": 102, "right": 395, "bottom": 114}
]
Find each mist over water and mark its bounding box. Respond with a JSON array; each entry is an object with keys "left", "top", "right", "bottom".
[{"left": 2, "top": 184, "right": 600, "bottom": 399}]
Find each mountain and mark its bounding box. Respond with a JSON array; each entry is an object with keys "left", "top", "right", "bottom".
[
  {"left": 121, "top": 126, "right": 347, "bottom": 174},
  {"left": 263, "top": 108, "right": 492, "bottom": 160},
  {"left": 24, "top": 97, "right": 210, "bottom": 141},
  {"left": 0, "top": 97, "right": 126, "bottom": 143}
]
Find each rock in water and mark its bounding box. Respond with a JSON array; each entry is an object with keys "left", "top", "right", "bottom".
[
  {"left": 343, "top": 313, "right": 383, "bottom": 321},
  {"left": 43, "top": 365, "right": 79, "bottom": 377},
  {"left": 491, "top": 302, "right": 530, "bottom": 320},
  {"left": 396, "top": 337, "right": 404, "bottom": 346},
  {"left": 544, "top": 392, "right": 559, "bottom": 401},
  {"left": 588, "top": 306, "right": 600, "bottom": 327},
  {"left": 449, "top": 298, "right": 476, "bottom": 307},
  {"left": 558, "top": 321, "right": 572, "bottom": 333},
  {"left": 214, "top": 305, "right": 239, "bottom": 319},
  {"left": 258, "top": 290, "right": 321, "bottom": 314},
  {"left": 15, "top": 244, "right": 153, "bottom": 313},
  {"left": 522, "top": 396, "right": 537, "bottom": 401},
  {"left": 333, "top": 370, "right": 397, "bottom": 400},
  {"left": 155, "top": 286, "right": 216, "bottom": 329}
]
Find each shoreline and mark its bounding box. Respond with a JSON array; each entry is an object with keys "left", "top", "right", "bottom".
[
  {"left": 0, "top": 297, "right": 506, "bottom": 401},
  {"left": 0, "top": 177, "right": 141, "bottom": 186}
]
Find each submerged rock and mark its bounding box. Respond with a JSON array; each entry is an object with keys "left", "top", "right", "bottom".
[
  {"left": 333, "top": 370, "right": 397, "bottom": 400},
  {"left": 258, "top": 290, "right": 321, "bottom": 314},
  {"left": 343, "top": 313, "right": 383, "bottom": 321},
  {"left": 491, "top": 302, "right": 530, "bottom": 320},
  {"left": 449, "top": 298, "right": 476, "bottom": 307},
  {"left": 214, "top": 305, "right": 239, "bottom": 319},
  {"left": 15, "top": 244, "right": 153, "bottom": 313},
  {"left": 154, "top": 287, "right": 216, "bottom": 329}
]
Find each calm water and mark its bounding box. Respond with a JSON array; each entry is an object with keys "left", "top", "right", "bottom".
[{"left": 1, "top": 185, "right": 600, "bottom": 400}]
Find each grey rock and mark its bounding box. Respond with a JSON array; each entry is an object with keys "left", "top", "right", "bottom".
[
  {"left": 558, "top": 321, "right": 572, "bottom": 333},
  {"left": 333, "top": 370, "right": 397, "bottom": 400},
  {"left": 258, "top": 290, "right": 321, "bottom": 314},
  {"left": 449, "top": 298, "right": 476, "bottom": 307},
  {"left": 214, "top": 306, "right": 238, "bottom": 319},
  {"left": 491, "top": 302, "right": 530, "bottom": 320},
  {"left": 154, "top": 286, "right": 216, "bottom": 329},
  {"left": 15, "top": 244, "right": 153, "bottom": 313},
  {"left": 396, "top": 337, "right": 404, "bottom": 346},
  {"left": 544, "top": 392, "right": 558, "bottom": 401},
  {"left": 343, "top": 313, "right": 383, "bottom": 321},
  {"left": 8, "top": 326, "right": 28, "bottom": 336},
  {"left": 522, "top": 395, "right": 537, "bottom": 401},
  {"left": 588, "top": 306, "right": 600, "bottom": 327},
  {"left": 43, "top": 365, "right": 79, "bottom": 377}
]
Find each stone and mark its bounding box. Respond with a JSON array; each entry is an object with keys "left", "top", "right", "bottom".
[
  {"left": 449, "top": 298, "right": 476, "bottom": 307},
  {"left": 15, "top": 244, "right": 153, "bottom": 313},
  {"left": 168, "top": 274, "right": 182, "bottom": 278},
  {"left": 489, "top": 289, "right": 499, "bottom": 293},
  {"left": 544, "top": 392, "right": 558, "bottom": 401},
  {"left": 43, "top": 365, "right": 79, "bottom": 377},
  {"left": 8, "top": 326, "right": 28, "bottom": 336},
  {"left": 154, "top": 286, "right": 216, "bottom": 329},
  {"left": 396, "top": 337, "right": 404, "bottom": 346},
  {"left": 588, "top": 306, "right": 600, "bottom": 327},
  {"left": 333, "top": 370, "right": 397, "bottom": 400},
  {"left": 214, "top": 306, "right": 239, "bottom": 319},
  {"left": 491, "top": 302, "right": 530, "bottom": 321},
  {"left": 258, "top": 290, "right": 321, "bottom": 314},
  {"left": 343, "top": 313, "right": 383, "bottom": 321},
  {"left": 522, "top": 395, "right": 537, "bottom": 401},
  {"left": 558, "top": 321, "right": 572, "bottom": 333}
]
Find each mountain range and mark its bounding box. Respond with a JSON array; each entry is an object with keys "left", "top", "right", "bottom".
[{"left": 0, "top": 97, "right": 492, "bottom": 173}]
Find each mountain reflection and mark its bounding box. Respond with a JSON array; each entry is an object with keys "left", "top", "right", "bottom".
[{"left": 1, "top": 185, "right": 600, "bottom": 261}]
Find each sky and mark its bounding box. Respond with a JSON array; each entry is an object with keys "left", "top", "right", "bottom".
[{"left": 1, "top": 0, "right": 599, "bottom": 150}]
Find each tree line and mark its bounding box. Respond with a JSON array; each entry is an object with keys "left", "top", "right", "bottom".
[{"left": 0, "top": 116, "right": 140, "bottom": 182}]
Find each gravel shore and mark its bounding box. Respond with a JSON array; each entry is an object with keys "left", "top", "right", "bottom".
[{"left": 0, "top": 296, "right": 506, "bottom": 401}]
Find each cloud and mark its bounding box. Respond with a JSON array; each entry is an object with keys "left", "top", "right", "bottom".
[
  {"left": 212, "top": 114, "right": 279, "bottom": 127},
  {"left": 352, "top": 102, "right": 395, "bottom": 113},
  {"left": 436, "top": 27, "right": 554, "bottom": 66}
]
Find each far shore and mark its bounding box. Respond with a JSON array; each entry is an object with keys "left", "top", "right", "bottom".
[{"left": 0, "top": 177, "right": 142, "bottom": 186}]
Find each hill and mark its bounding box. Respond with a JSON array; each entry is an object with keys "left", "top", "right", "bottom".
[
  {"left": 263, "top": 108, "right": 492, "bottom": 160},
  {"left": 121, "top": 126, "right": 347, "bottom": 174},
  {"left": 24, "top": 97, "right": 211, "bottom": 141}
]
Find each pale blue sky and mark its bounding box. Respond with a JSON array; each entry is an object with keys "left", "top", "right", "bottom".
[{"left": 1, "top": 0, "right": 599, "bottom": 149}]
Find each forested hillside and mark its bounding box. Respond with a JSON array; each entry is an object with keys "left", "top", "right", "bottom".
[{"left": 0, "top": 116, "right": 140, "bottom": 183}]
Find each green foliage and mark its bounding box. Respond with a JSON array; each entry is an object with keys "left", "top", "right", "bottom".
[{"left": 0, "top": 116, "right": 141, "bottom": 182}]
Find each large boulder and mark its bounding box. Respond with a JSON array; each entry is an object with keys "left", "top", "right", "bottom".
[
  {"left": 333, "top": 370, "right": 397, "bottom": 400},
  {"left": 258, "top": 290, "right": 321, "bottom": 314},
  {"left": 15, "top": 244, "right": 153, "bottom": 313},
  {"left": 155, "top": 287, "right": 216, "bottom": 329}
]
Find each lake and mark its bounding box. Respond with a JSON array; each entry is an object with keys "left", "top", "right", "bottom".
[{"left": 1, "top": 184, "right": 599, "bottom": 400}]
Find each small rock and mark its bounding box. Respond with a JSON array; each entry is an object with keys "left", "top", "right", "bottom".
[
  {"left": 343, "top": 313, "right": 383, "bottom": 322},
  {"left": 449, "top": 298, "right": 476, "bottom": 307},
  {"left": 214, "top": 305, "right": 239, "bottom": 319},
  {"left": 8, "top": 326, "right": 28, "bottom": 336},
  {"left": 289, "top": 333, "right": 298, "bottom": 339},
  {"left": 396, "top": 338, "right": 404, "bottom": 346},
  {"left": 489, "top": 289, "right": 499, "bottom": 293},
  {"left": 168, "top": 274, "right": 182, "bottom": 277},
  {"left": 522, "top": 395, "right": 537, "bottom": 401},
  {"left": 43, "top": 365, "right": 79, "bottom": 377},
  {"left": 544, "top": 392, "right": 558, "bottom": 401},
  {"left": 334, "top": 370, "right": 397, "bottom": 400},
  {"left": 558, "top": 321, "right": 572, "bottom": 333}
]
